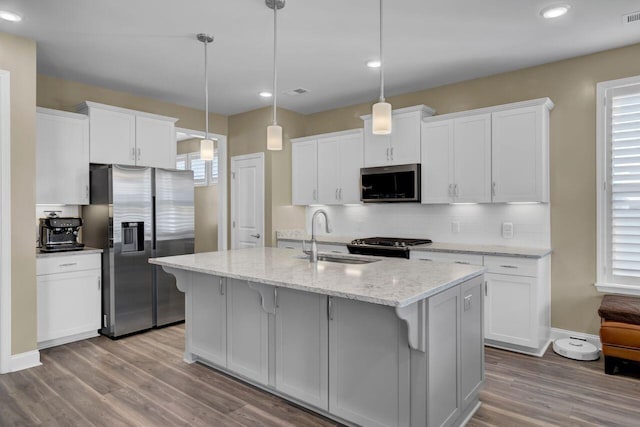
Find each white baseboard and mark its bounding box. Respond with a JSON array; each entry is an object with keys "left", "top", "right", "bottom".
[
  {"left": 550, "top": 328, "right": 601, "bottom": 350},
  {"left": 10, "top": 350, "right": 41, "bottom": 372},
  {"left": 37, "top": 330, "right": 99, "bottom": 350}
]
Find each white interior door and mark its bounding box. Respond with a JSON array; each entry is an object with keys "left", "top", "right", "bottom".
[{"left": 231, "top": 153, "right": 265, "bottom": 249}]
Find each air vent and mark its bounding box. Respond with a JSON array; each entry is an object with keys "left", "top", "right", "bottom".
[
  {"left": 623, "top": 11, "right": 640, "bottom": 24},
  {"left": 283, "top": 88, "right": 310, "bottom": 96}
]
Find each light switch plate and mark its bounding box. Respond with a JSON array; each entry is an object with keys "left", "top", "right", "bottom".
[
  {"left": 502, "top": 222, "right": 514, "bottom": 239},
  {"left": 451, "top": 221, "right": 460, "bottom": 234}
]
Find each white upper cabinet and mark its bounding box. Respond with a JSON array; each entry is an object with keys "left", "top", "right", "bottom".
[
  {"left": 454, "top": 114, "right": 492, "bottom": 203},
  {"left": 36, "top": 108, "right": 90, "bottom": 205},
  {"left": 78, "top": 101, "right": 177, "bottom": 168},
  {"left": 421, "top": 119, "right": 454, "bottom": 203},
  {"left": 293, "top": 129, "right": 363, "bottom": 206},
  {"left": 362, "top": 105, "right": 435, "bottom": 167},
  {"left": 492, "top": 104, "right": 549, "bottom": 202},
  {"left": 292, "top": 139, "right": 318, "bottom": 205},
  {"left": 421, "top": 113, "right": 491, "bottom": 203},
  {"left": 317, "top": 137, "right": 341, "bottom": 204},
  {"left": 135, "top": 115, "right": 177, "bottom": 169},
  {"left": 316, "top": 130, "right": 363, "bottom": 205},
  {"left": 421, "top": 98, "right": 553, "bottom": 204}
]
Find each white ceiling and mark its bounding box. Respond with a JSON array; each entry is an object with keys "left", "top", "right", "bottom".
[{"left": 1, "top": 0, "right": 639, "bottom": 116}]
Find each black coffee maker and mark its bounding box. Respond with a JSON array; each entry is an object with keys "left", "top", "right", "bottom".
[{"left": 39, "top": 212, "right": 85, "bottom": 252}]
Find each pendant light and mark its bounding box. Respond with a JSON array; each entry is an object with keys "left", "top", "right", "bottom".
[
  {"left": 372, "top": 0, "right": 392, "bottom": 135},
  {"left": 266, "top": 0, "right": 285, "bottom": 151},
  {"left": 198, "top": 33, "right": 215, "bottom": 161}
]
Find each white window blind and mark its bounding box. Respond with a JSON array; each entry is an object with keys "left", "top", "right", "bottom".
[
  {"left": 610, "top": 88, "right": 640, "bottom": 279},
  {"left": 176, "top": 151, "right": 218, "bottom": 187},
  {"left": 188, "top": 152, "right": 207, "bottom": 186},
  {"left": 597, "top": 75, "right": 640, "bottom": 295},
  {"left": 210, "top": 148, "right": 219, "bottom": 184}
]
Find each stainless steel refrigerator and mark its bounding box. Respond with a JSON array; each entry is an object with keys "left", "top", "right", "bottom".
[{"left": 83, "top": 164, "right": 194, "bottom": 338}]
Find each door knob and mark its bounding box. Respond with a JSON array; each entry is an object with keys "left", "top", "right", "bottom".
[{"left": 251, "top": 234, "right": 261, "bottom": 239}]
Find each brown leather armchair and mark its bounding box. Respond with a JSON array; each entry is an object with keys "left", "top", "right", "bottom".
[{"left": 598, "top": 295, "right": 640, "bottom": 375}]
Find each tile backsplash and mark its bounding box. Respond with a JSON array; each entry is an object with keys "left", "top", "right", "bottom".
[{"left": 306, "top": 203, "right": 550, "bottom": 248}]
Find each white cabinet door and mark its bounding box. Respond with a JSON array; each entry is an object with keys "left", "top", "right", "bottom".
[
  {"left": 460, "top": 278, "right": 484, "bottom": 411},
  {"left": 427, "top": 284, "right": 461, "bottom": 427},
  {"left": 329, "top": 297, "right": 409, "bottom": 427},
  {"left": 275, "top": 288, "right": 328, "bottom": 410},
  {"left": 421, "top": 119, "right": 454, "bottom": 204},
  {"left": 485, "top": 273, "right": 538, "bottom": 347},
  {"left": 292, "top": 140, "right": 318, "bottom": 205},
  {"left": 453, "top": 113, "right": 492, "bottom": 203},
  {"left": 37, "top": 269, "right": 101, "bottom": 344},
  {"left": 338, "top": 133, "right": 364, "bottom": 204},
  {"left": 363, "top": 118, "right": 392, "bottom": 167},
  {"left": 492, "top": 106, "right": 546, "bottom": 202},
  {"left": 36, "top": 110, "right": 90, "bottom": 205},
  {"left": 226, "top": 279, "right": 270, "bottom": 385},
  {"left": 390, "top": 111, "right": 421, "bottom": 165},
  {"left": 317, "top": 137, "right": 341, "bottom": 204},
  {"left": 190, "top": 274, "right": 227, "bottom": 367},
  {"left": 89, "top": 107, "right": 136, "bottom": 165},
  {"left": 135, "top": 116, "right": 176, "bottom": 168}
]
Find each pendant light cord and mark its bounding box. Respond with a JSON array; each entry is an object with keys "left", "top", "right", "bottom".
[
  {"left": 272, "top": 3, "right": 278, "bottom": 125},
  {"left": 204, "top": 38, "right": 210, "bottom": 139},
  {"left": 379, "top": 0, "right": 385, "bottom": 103}
]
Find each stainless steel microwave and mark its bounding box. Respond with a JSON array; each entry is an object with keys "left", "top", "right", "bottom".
[{"left": 360, "top": 163, "right": 421, "bottom": 203}]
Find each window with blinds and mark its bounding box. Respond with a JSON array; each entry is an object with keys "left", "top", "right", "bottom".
[
  {"left": 610, "top": 88, "right": 640, "bottom": 280},
  {"left": 598, "top": 75, "right": 640, "bottom": 294},
  {"left": 176, "top": 151, "right": 218, "bottom": 187}
]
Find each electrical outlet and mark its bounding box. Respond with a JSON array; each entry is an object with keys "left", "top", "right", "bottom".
[
  {"left": 502, "top": 222, "right": 514, "bottom": 239},
  {"left": 451, "top": 221, "right": 460, "bottom": 233}
]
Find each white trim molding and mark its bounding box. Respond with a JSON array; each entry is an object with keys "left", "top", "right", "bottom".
[
  {"left": 595, "top": 282, "right": 640, "bottom": 297},
  {"left": 0, "top": 70, "right": 12, "bottom": 374},
  {"left": 596, "top": 74, "right": 640, "bottom": 296},
  {"left": 550, "top": 328, "right": 602, "bottom": 351},
  {"left": 9, "top": 350, "right": 41, "bottom": 372}
]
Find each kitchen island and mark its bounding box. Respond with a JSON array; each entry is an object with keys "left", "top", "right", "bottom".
[{"left": 150, "top": 247, "right": 486, "bottom": 427}]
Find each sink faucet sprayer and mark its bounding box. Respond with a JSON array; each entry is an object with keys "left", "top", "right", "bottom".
[{"left": 308, "top": 209, "right": 331, "bottom": 263}]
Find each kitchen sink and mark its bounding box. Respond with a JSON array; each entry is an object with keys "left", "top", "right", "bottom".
[{"left": 293, "top": 253, "right": 380, "bottom": 265}]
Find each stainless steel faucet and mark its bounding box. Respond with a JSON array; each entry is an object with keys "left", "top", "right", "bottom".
[{"left": 309, "top": 209, "right": 331, "bottom": 262}]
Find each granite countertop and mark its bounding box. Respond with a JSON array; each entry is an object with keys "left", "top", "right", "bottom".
[
  {"left": 36, "top": 247, "right": 103, "bottom": 258},
  {"left": 411, "top": 242, "right": 551, "bottom": 258},
  {"left": 275, "top": 230, "right": 551, "bottom": 258},
  {"left": 150, "top": 247, "right": 485, "bottom": 308}
]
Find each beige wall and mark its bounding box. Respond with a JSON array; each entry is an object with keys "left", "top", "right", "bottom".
[
  {"left": 178, "top": 139, "right": 218, "bottom": 253},
  {"left": 37, "top": 74, "right": 227, "bottom": 135},
  {"left": 0, "top": 32, "right": 37, "bottom": 355},
  {"left": 227, "top": 107, "right": 306, "bottom": 247},
  {"left": 305, "top": 43, "right": 640, "bottom": 335}
]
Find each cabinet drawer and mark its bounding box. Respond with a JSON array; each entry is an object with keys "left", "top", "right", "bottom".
[
  {"left": 277, "top": 240, "right": 303, "bottom": 251},
  {"left": 484, "top": 256, "right": 537, "bottom": 277},
  {"left": 37, "top": 253, "right": 101, "bottom": 276},
  {"left": 411, "top": 251, "right": 483, "bottom": 266}
]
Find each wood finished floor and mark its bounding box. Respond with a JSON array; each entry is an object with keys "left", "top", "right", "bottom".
[{"left": 1, "top": 325, "right": 639, "bottom": 427}]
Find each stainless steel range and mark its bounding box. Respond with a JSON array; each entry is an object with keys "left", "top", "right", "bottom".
[{"left": 347, "top": 237, "right": 432, "bottom": 259}]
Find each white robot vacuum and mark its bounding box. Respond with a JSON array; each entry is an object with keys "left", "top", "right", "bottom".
[{"left": 553, "top": 337, "right": 600, "bottom": 361}]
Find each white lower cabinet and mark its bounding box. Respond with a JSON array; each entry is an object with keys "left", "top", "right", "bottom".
[
  {"left": 226, "top": 278, "right": 270, "bottom": 385},
  {"left": 275, "top": 288, "right": 328, "bottom": 410},
  {"left": 460, "top": 279, "right": 484, "bottom": 411},
  {"left": 190, "top": 273, "right": 227, "bottom": 367},
  {"left": 483, "top": 256, "right": 550, "bottom": 354},
  {"left": 410, "top": 250, "right": 483, "bottom": 266},
  {"left": 36, "top": 253, "right": 101, "bottom": 349},
  {"left": 329, "top": 297, "right": 409, "bottom": 427}
]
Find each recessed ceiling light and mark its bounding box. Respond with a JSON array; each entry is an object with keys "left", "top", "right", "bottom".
[
  {"left": 259, "top": 91, "right": 272, "bottom": 98},
  {"left": 0, "top": 10, "right": 22, "bottom": 22},
  {"left": 366, "top": 60, "right": 381, "bottom": 68},
  {"left": 540, "top": 4, "right": 571, "bottom": 19}
]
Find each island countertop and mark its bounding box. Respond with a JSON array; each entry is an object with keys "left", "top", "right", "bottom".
[{"left": 150, "top": 247, "right": 485, "bottom": 308}]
